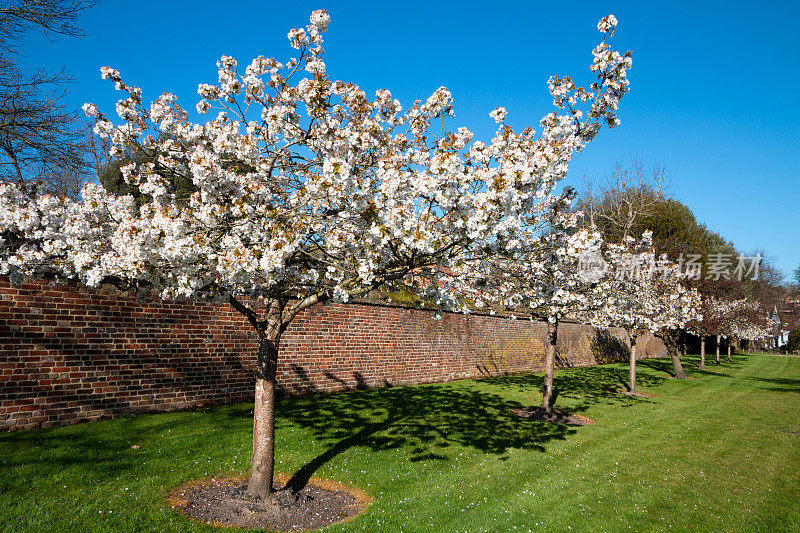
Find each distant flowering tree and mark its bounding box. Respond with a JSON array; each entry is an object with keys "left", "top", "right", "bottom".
[
  {"left": 724, "top": 300, "right": 770, "bottom": 359},
  {"left": 691, "top": 297, "right": 773, "bottom": 361},
  {"left": 652, "top": 279, "right": 702, "bottom": 379},
  {"left": 737, "top": 317, "right": 774, "bottom": 352},
  {"left": 592, "top": 231, "right": 700, "bottom": 393},
  {"left": 463, "top": 201, "right": 610, "bottom": 414},
  {"left": 0, "top": 11, "right": 631, "bottom": 498},
  {"left": 689, "top": 297, "right": 739, "bottom": 367}
]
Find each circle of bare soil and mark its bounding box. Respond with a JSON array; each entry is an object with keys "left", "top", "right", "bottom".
[
  {"left": 166, "top": 474, "right": 371, "bottom": 531},
  {"left": 669, "top": 376, "right": 700, "bottom": 381},
  {"left": 614, "top": 389, "right": 657, "bottom": 397},
  {"left": 510, "top": 407, "right": 595, "bottom": 425}
]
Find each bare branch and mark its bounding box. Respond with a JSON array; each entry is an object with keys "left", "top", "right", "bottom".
[
  {"left": 0, "top": 0, "right": 98, "bottom": 46},
  {"left": 576, "top": 155, "right": 670, "bottom": 241},
  {"left": 0, "top": 0, "right": 98, "bottom": 199}
]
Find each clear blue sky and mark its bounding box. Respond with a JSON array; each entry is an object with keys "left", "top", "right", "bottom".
[{"left": 18, "top": 0, "right": 800, "bottom": 278}]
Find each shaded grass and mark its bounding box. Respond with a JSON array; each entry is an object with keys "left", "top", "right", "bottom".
[{"left": 1, "top": 354, "right": 799, "bottom": 531}]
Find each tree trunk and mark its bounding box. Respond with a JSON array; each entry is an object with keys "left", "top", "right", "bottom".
[
  {"left": 659, "top": 330, "right": 688, "bottom": 379},
  {"left": 542, "top": 319, "right": 558, "bottom": 413},
  {"left": 727, "top": 342, "right": 732, "bottom": 362},
  {"left": 246, "top": 331, "right": 281, "bottom": 499},
  {"left": 700, "top": 337, "right": 706, "bottom": 369},
  {"left": 670, "top": 347, "right": 687, "bottom": 379},
  {"left": 716, "top": 335, "right": 721, "bottom": 363},
  {"left": 629, "top": 333, "right": 637, "bottom": 394}
]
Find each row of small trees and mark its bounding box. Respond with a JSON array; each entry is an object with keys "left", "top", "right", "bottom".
[{"left": 0, "top": 10, "right": 772, "bottom": 500}]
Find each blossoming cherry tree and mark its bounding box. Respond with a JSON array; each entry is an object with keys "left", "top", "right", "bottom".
[
  {"left": 594, "top": 232, "right": 700, "bottom": 394},
  {"left": 0, "top": 11, "right": 631, "bottom": 498},
  {"left": 466, "top": 203, "right": 610, "bottom": 415}
]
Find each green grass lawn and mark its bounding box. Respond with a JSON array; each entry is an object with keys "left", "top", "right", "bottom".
[{"left": 1, "top": 353, "right": 799, "bottom": 532}]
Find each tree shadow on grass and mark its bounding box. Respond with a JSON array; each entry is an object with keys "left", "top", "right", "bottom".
[
  {"left": 476, "top": 364, "right": 665, "bottom": 409},
  {"left": 669, "top": 355, "right": 745, "bottom": 377},
  {"left": 2, "top": 382, "right": 579, "bottom": 495},
  {"left": 637, "top": 358, "right": 677, "bottom": 377},
  {"left": 0, "top": 416, "right": 195, "bottom": 485},
  {"left": 263, "top": 379, "right": 577, "bottom": 492},
  {"left": 708, "top": 356, "right": 745, "bottom": 369},
  {"left": 745, "top": 376, "right": 800, "bottom": 394},
  {"left": 635, "top": 357, "right": 721, "bottom": 378}
]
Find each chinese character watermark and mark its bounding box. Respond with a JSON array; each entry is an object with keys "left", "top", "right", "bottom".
[{"left": 577, "top": 253, "right": 762, "bottom": 282}]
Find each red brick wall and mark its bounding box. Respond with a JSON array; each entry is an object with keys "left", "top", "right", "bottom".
[{"left": 0, "top": 279, "right": 666, "bottom": 431}]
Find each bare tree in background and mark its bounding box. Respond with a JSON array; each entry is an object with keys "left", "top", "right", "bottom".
[
  {"left": 745, "top": 251, "right": 785, "bottom": 310},
  {"left": 79, "top": 119, "right": 109, "bottom": 179},
  {"left": 0, "top": 0, "right": 96, "bottom": 39},
  {"left": 0, "top": 0, "right": 99, "bottom": 199},
  {"left": 578, "top": 156, "right": 669, "bottom": 241}
]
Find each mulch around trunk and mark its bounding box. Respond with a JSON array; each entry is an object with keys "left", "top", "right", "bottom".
[
  {"left": 670, "top": 376, "right": 700, "bottom": 381},
  {"left": 510, "top": 407, "right": 595, "bottom": 425},
  {"left": 166, "top": 474, "right": 371, "bottom": 531}
]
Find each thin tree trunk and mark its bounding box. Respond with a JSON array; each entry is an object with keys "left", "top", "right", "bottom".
[
  {"left": 542, "top": 319, "right": 558, "bottom": 413},
  {"left": 629, "top": 334, "right": 637, "bottom": 394},
  {"left": 247, "top": 331, "right": 281, "bottom": 499},
  {"left": 727, "top": 342, "right": 732, "bottom": 362},
  {"left": 716, "top": 335, "right": 721, "bottom": 363},
  {"left": 700, "top": 337, "right": 706, "bottom": 369}
]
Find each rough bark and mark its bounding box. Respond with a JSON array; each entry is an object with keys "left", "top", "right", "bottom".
[
  {"left": 629, "top": 333, "right": 637, "bottom": 394},
  {"left": 246, "top": 331, "right": 281, "bottom": 499},
  {"left": 670, "top": 348, "right": 687, "bottom": 379},
  {"left": 542, "top": 319, "right": 558, "bottom": 413},
  {"left": 658, "top": 329, "right": 687, "bottom": 379},
  {"left": 716, "top": 335, "right": 721, "bottom": 363},
  {"left": 226, "top": 291, "right": 332, "bottom": 500},
  {"left": 727, "top": 342, "right": 732, "bottom": 362},
  {"left": 700, "top": 337, "right": 706, "bottom": 369}
]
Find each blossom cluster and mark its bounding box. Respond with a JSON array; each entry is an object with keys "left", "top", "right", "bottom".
[
  {"left": 452, "top": 199, "right": 607, "bottom": 323},
  {"left": 692, "top": 297, "right": 772, "bottom": 341},
  {"left": 580, "top": 231, "right": 702, "bottom": 334}
]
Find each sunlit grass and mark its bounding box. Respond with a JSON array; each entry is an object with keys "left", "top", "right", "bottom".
[{"left": 1, "top": 354, "right": 798, "bottom": 531}]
